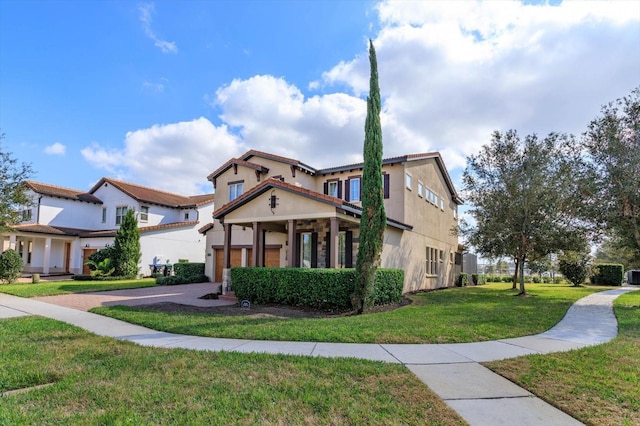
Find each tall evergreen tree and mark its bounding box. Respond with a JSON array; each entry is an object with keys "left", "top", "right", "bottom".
[
  {"left": 353, "top": 41, "right": 386, "bottom": 314},
  {"left": 113, "top": 209, "right": 141, "bottom": 277}
]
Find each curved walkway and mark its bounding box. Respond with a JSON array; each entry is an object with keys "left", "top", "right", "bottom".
[{"left": 0, "top": 287, "right": 636, "bottom": 426}]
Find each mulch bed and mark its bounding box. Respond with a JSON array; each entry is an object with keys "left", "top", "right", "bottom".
[{"left": 135, "top": 297, "right": 413, "bottom": 319}]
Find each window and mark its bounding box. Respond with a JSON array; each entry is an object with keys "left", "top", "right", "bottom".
[
  {"left": 349, "top": 178, "right": 361, "bottom": 202},
  {"left": 440, "top": 198, "right": 445, "bottom": 210},
  {"left": 453, "top": 205, "right": 458, "bottom": 220},
  {"left": 418, "top": 182, "right": 424, "bottom": 198},
  {"left": 140, "top": 206, "right": 149, "bottom": 222},
  {"left": 328, "top": 181, "right": 339, "bottom": 197},
  {"left": 21, "top": 209, "right": 32, "bottom": 222},
  {"left": 405, "top": 173, "right": 412, "bottom": 190},
  {"left": 101, "top": 208, "right": 107, "bottom": 223},
  {"left": 301, "top": 232, "right": 312, "bottom": 268},
  {"left": 115, "top": 206, "right": 127, "bottom": 225},
  {"left": 184, "top": 213, "right": 190, "bottom": 220},
  {"left": 426, "top": 247, "right": 438, "bottom": 275},
  {"left": 229, "top": 181, "right": 243, "bottom": 201}
]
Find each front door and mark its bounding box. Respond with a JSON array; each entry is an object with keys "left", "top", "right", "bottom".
[
  {"left": 64, "top": 242, "right": 71, "bottom": 273},
  {"left": 82, "top": 249, "right": 97, "bottom": 275}
]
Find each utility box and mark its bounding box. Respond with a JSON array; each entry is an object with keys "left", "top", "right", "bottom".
[{"left": 627, "top": 270, "right": 640, "bottom": 285}]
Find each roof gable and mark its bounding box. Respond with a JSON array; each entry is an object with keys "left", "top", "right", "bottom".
[
  {"left": 89, "top": 178, "right": 213, "bottom": 208},
  {"left": 25, "top": 181, "right": 103, "bottom": 204}
]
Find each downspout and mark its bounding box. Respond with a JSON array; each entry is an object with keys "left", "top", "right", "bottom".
[{"left": 36, "top": 196, "right": 42, "bottom": 223}]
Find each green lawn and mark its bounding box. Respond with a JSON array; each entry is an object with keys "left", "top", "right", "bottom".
[
  {"left": 485, "top": 290, "right": 640, "bottom": 426},
  {"left": 0, "top": 317, "right": 464, "bottom": 425},
  {"left": 92, "top": 283, "right": 605, "bottom": 344},
  {"left": 0, "top": 278, "right": 156, "bottom": 297}
]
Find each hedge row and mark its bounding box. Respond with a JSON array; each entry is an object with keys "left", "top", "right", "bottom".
[
  {"left": 230, "top": 267, "right": 404, "bottom": 312},
  {"left": 173, "top": 262, "right": 205, "bottom": 278},
  {"left": 72, "top": 274, "right": 136, "bottom": 281},
  {"left": 156, "top": 274, "right": 209, "bottom": 286},
  {"left": 591, "top": 263, "right": 624, "bottom": 286}
]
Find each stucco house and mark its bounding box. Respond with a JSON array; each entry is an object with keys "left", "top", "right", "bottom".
[
  {"left": 200, "top": 150, "right": 463, "bottom": 293},
  {"left": 1, "top": 178, "right": 214, "bottom": 276}
]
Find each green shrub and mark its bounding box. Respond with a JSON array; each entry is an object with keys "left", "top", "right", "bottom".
[
  {"left": 591, "top": 263, "right": 624, "bottom": 286},
  {"left": 88, "top": 246, "right": 117, "bottom": 267},
  {"left": 471, "top": 274, "right": 486, "bottom": 285},
  {"left": 456, "top": 273, "right": 469, "bottom": 287},
  {"left": 542, "top": 276, "right": 552, "bottom": 283},
  {"left": 173, "top": 262, "right": 205, "bottom": 278},
  {"left": 553, "top": 277, "right": 564, "bottom": 284},
  {"left": 230, "top": 268, "right": 403, "bottom": 312},
  {"left": 156, "top": 274, "right": 209, "bottom": 286},
  {"left": 0, "top": 249, "right": 24, "bottom": 284},
  {"left": 502, "top": 276, "right": 513, "bottom": 283},
  {"left": 532, "top": 276, "right": 541, "bottom": 283},
  {"left": 71, "top": 275, "right": 136, "bottom": 281}
]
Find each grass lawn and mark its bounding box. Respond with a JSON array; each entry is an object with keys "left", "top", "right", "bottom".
[
  {"left": 91, "top": 283, "right": 605, "bottom": 344},
  {"left": 485, "top": 290, "right": 640, "bottom": 426},
  {"left": 0, "top": 278, "right": 156, "bottom": 297},
  {"left": 0, "top": 317, "right": 464, "bottom": 425}
]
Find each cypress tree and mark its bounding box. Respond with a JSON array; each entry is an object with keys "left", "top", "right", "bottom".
[
  {"left": 113, "top": 208, "right": 141, "bottom": 277},
  {"left": 352, "top": 40, "right": 386, "bottom": 314}
]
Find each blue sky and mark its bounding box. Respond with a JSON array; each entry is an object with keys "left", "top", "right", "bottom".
[{"left": 1, "top": 0, "right": 639, "bottom": 198}]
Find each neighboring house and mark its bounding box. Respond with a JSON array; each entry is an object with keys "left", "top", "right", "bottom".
[
  {"left": 201, "top": 150, "right": 463, "bottom": 293},
  {"left": 0, "top": 179, "right": 214, "bottom": 276}
]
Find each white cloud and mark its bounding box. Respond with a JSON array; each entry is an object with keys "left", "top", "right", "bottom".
[
  {"left": 138, "top": 3, "right": 177, "bottom": 54},
  {"left": 84, "top": 0, "right": 639, "bottom": 196},
  {"left": 44, "top": 142, "right": 66, "bottom": 155},
  {"left": 81, "top": 117, "right": 238, "bottom": 194}
]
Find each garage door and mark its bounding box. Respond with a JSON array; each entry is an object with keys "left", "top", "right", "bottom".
[{"left": 214, "top": 249, "right": 244, "bottom": 282}]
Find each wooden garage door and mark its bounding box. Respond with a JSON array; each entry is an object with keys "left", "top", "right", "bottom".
[
  {"left": 214, "top": 249, "right": 244, "bottom": 282},
  {"left": 265, "top": 248, "right": 280, "bottom": 267}
]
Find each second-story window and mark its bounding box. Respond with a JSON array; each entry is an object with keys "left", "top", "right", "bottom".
[
  {"left": 229, "top": 181, "right": 243, "bottom": 202},
  {"left": 115, "top": 206, "right": 127, "bottom": 225},
  {"left": 328, "top": 181, "right": 339, "bottom": 197},
  {"left": 405, "top": 173, "right": 412, "bottom": 190},
  {"left": 349, "top": 178, "right": 361, "bottom": 202},
  {"left": 101, "top": 207, "right": 107, "bottom": 223},
  {"left": 140, "top": 206, "right": 149, "bottom": 222},
  {"left": 184, "top": 213, "right": 190, "bottom": 220},
  {"left": 418, "top": 182, "right": 424, "bottom": 198},
  {"left": 21, "top": 209, "right": 32, "bottom": 222}
]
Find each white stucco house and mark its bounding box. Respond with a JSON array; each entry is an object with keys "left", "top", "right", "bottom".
[{"left": 1, "top": 179, "right": 214, "bottom": 276}]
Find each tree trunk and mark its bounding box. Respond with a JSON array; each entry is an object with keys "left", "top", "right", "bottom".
[
  {"left": 512, "top": 258, "right": 518, "bottom": 289},
  {"left": 518, "top": 258, "right": 526, "bottom": 295}
]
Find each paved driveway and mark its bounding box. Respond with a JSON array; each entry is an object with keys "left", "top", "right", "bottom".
[{"left": 33, "top": 282, "right": 234, "bottom": 311}]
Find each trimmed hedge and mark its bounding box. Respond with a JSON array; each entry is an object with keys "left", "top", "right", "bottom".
[
  {"left": 471, "top": 274, "right": 486, "bottom": 285},
  {"left": 230, "top": 268, "right": 404, "bottom": 312},
  {"left": 456, "top": 273, "right": 469, "bottom": 287},
  {"left": 72, "top": 275, "right": 136, "bottom": 281},
  {"left": 591, "top": 263, "right": 624, "bottom": 286},
  {"left": 156, "top": 274, "right": 209, "bottom": 286},
  {"left": 173, "top": 262, "right": 205, "bottom": 278}
]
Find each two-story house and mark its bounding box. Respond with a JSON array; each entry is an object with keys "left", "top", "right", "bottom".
[
  {"left": 1, "top": 178, "right": 214, "bottom": 276},
  {"left": 201, "top": 150, "right": 463, "bottom": 293}
]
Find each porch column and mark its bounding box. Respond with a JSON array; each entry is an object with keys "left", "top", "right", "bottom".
[
  {"left": 240, "top": 248, "right": 247, "bottom": 267},
  {"left": 9, "top": 234, "right": 16, "bottom": 250},
  {"left": 329, "top": 217, "right": 339, "bottom": 268},
  {"left": 70, "top": 239, "right": 81, "bottom": 275},
  {"left": 43, "top": 237, "right": 52, "bottom": 274},
  {"left": 222, "top": 223, "right": 232, "bottom": 293},
  {"left": 252, "top": 221, "right": 263, "bottom": 267},
  {"left": 287, "top": 219, "right": 296, "bottom": 267},
  {"left": 21, "top": 239, "right": 29, "bottom": 265}
]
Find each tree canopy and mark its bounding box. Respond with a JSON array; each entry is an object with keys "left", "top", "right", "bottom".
[
  {"left": 582, "top": 86, "right": 640, "bottom": 264},
  {"left": 461, "top": 130, "right": 590, "bottom": 294},
  {"left": 0, "top": 132, "right": 34, "bottom": 232},
  {"left": 353, "top": 40, "right": 386, "bottom": 314}
]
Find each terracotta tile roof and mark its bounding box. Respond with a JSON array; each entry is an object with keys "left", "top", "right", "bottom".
[
  {"left": 11, "top": 224, "right": 90, "bottom": 236},
  {"left": 206, "top": 158, "right": 269, "bottom": 181},
  {"left": 89, "top": 178, "right": 213, "bottom": 208},
  {"left": 198, "top": 222, "right": 215, "bottom": 234},
  {"left": 240, "top": 150, "right": 317, "bottom": 174},
  {"left": 212, "top": 177, "right": 412, "bottom": 231},
  {"left": 188, "top": 194, "right": 215, "bottom": 206},
  {"left": 25, "top": 181, "right": 103, "bottom": 204}
]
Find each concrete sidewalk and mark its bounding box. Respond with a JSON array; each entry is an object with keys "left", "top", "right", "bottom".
[{"left": 0, "top": 286, "right": 636, "bottom": 425}]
